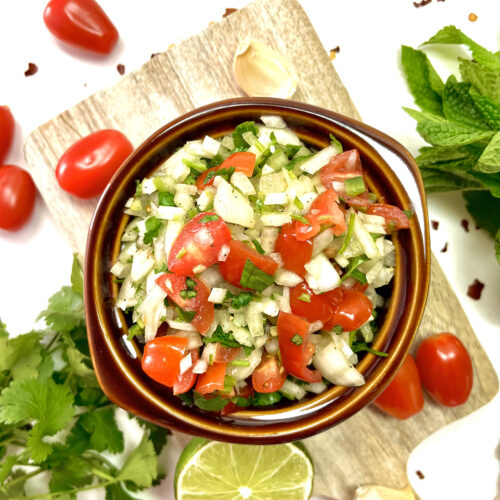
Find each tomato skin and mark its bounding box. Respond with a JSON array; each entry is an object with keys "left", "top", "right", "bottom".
[
  {"left": 0, "top": 165, "right": 36, "bottom": 231},
  {"left": 55, "top": 130, "right": 133, "bottom": 199},
  {"left": 168, "top": 212, "right": 231, "bottom": 275},
  {"left": 173, "top": 349, "right": 199, "bottom": 395},
  {"left": 329, "top": 290, "right": 372, "bottom": 332},
  {"left": 366, "top": 204, "right": 409, "bottom": 232},
  {"left": 416, "top": 333, "right": 473, "bottom": 407},
  {"left": 0, "top": 106, "right": 14, "bottom": 164},
  {"left": 155, "top": 274, "right": 214, "bottom": 334},
  {"left": 252, "top": 355, "right": 287, "bottom": 393},
  {"left": 43, "top": 0, "right": 118, "bottom": 54},
  {"left": 373, "top": 354, "right": 424, "bottom": 419},
  {"left": 213, "top": 344, "right": 241, "bottom": 364},
  {"left": 196, "top": 152, "right": 255, "bottom": 190},
  {"left": 274, "top": 222, "right": 312, "bottom": 277},
  {"left": 289, "top": 282, "right": 334, "bottom": 324},
  {"left": 320, "top": 149, "right": 363, "bottom": 190},
  {"left": 195, "top": 362, "right": 227, "bottom": 395},
  {"left": 277, "top": 312, "right": 322, "bottom": 383},
  {"left": 142, "top": 336, "right": 188, "bottom": 387},
  {"left": 218, "top": 240, "right": 279, "bottom": 289}
]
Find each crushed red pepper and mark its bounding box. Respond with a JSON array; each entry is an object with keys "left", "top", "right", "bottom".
[
  {"left": 461, "top": 219, "right": 469, "bottom": 232},
  {"left": 440, "top": 242, "right": 448, "bottom": 253},
  {"left": 431, "top": 220, "right": 439, "bottom": 230},
  {"left": 24, "top": 62, "right": 38, "bottom": 77},
  {"left": 116, "top": 64, "right": 125, "bottom": 75},
  {"left": 223, "top": 8, "right": 238, "bottom": 17},
  {"left": 467, "top": 279, "right": 484, "bottom": 300}
]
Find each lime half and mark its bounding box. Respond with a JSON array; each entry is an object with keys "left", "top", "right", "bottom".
[{"left": 175, "top": 438, "right": 314, "bottom": 500}]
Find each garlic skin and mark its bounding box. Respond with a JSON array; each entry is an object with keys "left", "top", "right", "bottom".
[
  {"left": 233, "top": 39, "right": 298, "bottom": 98},
  {"left": 353, "top": 484, "right": 416, "bottom": 500}
]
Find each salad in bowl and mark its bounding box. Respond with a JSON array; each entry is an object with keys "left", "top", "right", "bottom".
[{"left": 110, "top": 115, "right": 411, "bottom": 413}]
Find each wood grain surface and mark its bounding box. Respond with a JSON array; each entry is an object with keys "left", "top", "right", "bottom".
[{"left": 23, "top": 0, "right": 498, "bottom": 498}]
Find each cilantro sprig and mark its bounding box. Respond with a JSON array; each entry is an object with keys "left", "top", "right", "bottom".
[{"left": 0, "top": 256, "right": 168, "bottom": 499}]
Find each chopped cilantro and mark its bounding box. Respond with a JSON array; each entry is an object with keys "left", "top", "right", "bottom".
[
  {"left": 204, "top": 166, "right": 235, "bottom": 185},
  {"left": 291, "top": 334, "right": 303, "bottom": 346},
  {"left": 297, "top": 293, "right": 311, "bottom": 303},
  {"left": 175, "top": 306, "right": 196, "bottom": 323},
  {"left": 203, "top": 325, "right": 254, "bottom": 355},
  {"left": 179, "top": 290, "right": 197, "bottom": 299},
  {"left": 329, "top": 133, "right": 343, "bottom": 152},
  {"left": 193, "top": 392, "right": 228, "bottom": 411},
  {"left": 252, "top": 239, "right": 265, "bottom": 254},
  {"left": 233, "top": 121, "right": 259, "bottom": 149},
  {"left": 403, "top": 209, "right": 414, "bottom": 219},
  {"left": 252, "top": 391, "right": 282, "bottom": 407},
  {"left": 331, "top": 325, "right": 343, "bottom": 335},
  {"left": 158, "top": 191, "right": 176, "bottom": 206},
  {"left": 200, "top": 214, "right": 220, "bottom": 224},
  {"left": 344, "top": 176, "right": 366, "bottom": 196},
  {"left": 351, "top": 342, "right": 388, "bottom": 357},
  {"left": 291, "top": 214, "right": 310, "bottom": 225},
  {"left": 239, "top": 259, "right": 275, "bottom": 292},
  {"left": 225, "top": 291, "right": 255, "bottom": 309},
  {"left": 143, "top": 216, "right": 162, "bottom": 244},
  {"left": 127, "top": 323, "right": 143, "bottom": 341},
  {"left": 134, "top": 179, "right": 142, "bottom": 196},
  {"left": 185, "top": 278, "right": 197, "bottom": 290}
]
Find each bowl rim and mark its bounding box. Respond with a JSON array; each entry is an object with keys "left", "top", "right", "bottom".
[{"left": 84, "top": 97, "right": 431, "bottom": 443}]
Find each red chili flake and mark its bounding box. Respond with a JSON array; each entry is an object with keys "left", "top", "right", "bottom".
[
  {"left": 24, "top": 62, "right": 38, "bottom": 77},
  {"left": 467, "top": 279, "right": 484, "bottom": 300},
  {"left": 440, "top": 242, "right": 448, "bottom": 253},
  {"left": 416, "top": 470, "right": 425, "bottom": 479},
  {"left": 116, "top": 64, "right": 125, "bottom": 75},
  {"left": 223, "top": 8, "right": 238, "bottom": 17},
  {"left": 329, "top": 46, "right": 340, "bottom": 60},
  {"left": 414, "top": 0, "right": 432, "bottom": 7},
  {"left": 461, "top": 219, "right": 469, "bottom": 232},
  {"left": 431, "top": 220, "right": 439, "bottom": 230}
]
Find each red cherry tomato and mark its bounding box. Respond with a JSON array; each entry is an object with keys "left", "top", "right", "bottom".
[
  {"left": 142, "top": 336, "right": 188, "bottom": 387},
  {"left": 0, "top": 165, "right": 36, "bottom": 231},
  {"left": 294, "top": 190, "right": 346, "bottom": 241},
  {"left": 43, "top": 0, "right": 118, "bottom": 54},
  {"left": 289, "top": 282, "right": 334, "bottom": 324},
  {"left": 0, "top": 106, "right": 15, "bottom": 164},
  {"left": 416, "top": 333, "right": 473, "bottom": 407},
  {"left": 168, "top": 212, "right": 231, "bottom": 275},
  {"left": 320, "top": 149, "right": 363, "bottom": 190},
  {"left": 252, "top": 355, "right": 287, "bottom": 393},
  {"left": 373, "top": 354, "right": 424, "bottom": 419},
  {"left": 366, "top": 204, "right": 409, "bottom": 232},
  {"left": 277, "top": 311, "right": 322, "bottom": 383},
  {"left": 274, "top": 222, "right": 312, "bottom": 277},
  {"left": 155, "top": 274, "right": 214, "bottom": 335},
  {"left": 329, "top": 290, "right": 372, "bottom": 332},
  {"left": 196, "top": 152, "right": 255, "bottom": 190},
  {"left": 55, "top": 130, "right": 133, "bottom": 199},
  {"left": 195, "top": 362, "right": 227, "bottom": 395},
  {"left": 173, "top": 349, "right": 199, "bottom": 395},
  {"left": 218, "top": 240, "right": 279, "bottom": 289}
]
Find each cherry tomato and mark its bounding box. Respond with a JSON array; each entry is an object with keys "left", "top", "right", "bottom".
[
  {"left": 320, "top": 149, "right": 363, "bottom": 190},
  {"left": 173, "top": 349, "right": 199, "bottom": 395},
  {"left": 0, "top": 106, "right": 15, "bottom": 164},
  {"left": 155, "top": 274, "right": 214, "bottom": 334},
  {"left": 218, "top": 240, "right": 279, "bottom": 289},
  {"left": 294, "top": 190, "right": 346, "bottom": 241},
  {"left": 43, "top": 0, "right": 118, "bottom": 54},
  {"left": 366, "top": 204, "right": 409, "bottom": 232},
  {"left": 252, "top": 355, "right": 287, "bottom": 393},
  {"left": 196, "top": 152, "right": 255, "bottom": 190},
  {"left": 290, "top": 282, "right": 334, "bottom": 324},
  {"left": 373, "top": 354, "right": 424, "bottom": 419},
  {"left": 277, "top": 311, "right": 322, "bottom": 383},
  {"left": 329, "top": 290, "right": 372, "bottom": 331},
  {"left": 195, "top": 362, "right": 227, "bottom": 395},
  {"left": 274, "top": 222, "right": 312, "bottom": 277},
  {"left": 55, "top": 129, "right": 133, "bottom": 199},
  {"left": 0, "top": 165, "right": 36, "bottom": 231},
  {"left": 416, "top": 333, "right": 473, "bottom": 407},
  {"left": 142, "top": 336, "right": 188, "bottom": 387},
  {"left": 212, "top": 345, "right": 241, "bottom": 363},
  {"left": 168, "top": 212, "right": 231, "bottom": 275}
]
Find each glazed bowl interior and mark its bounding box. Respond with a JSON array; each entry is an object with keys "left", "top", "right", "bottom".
[{"left": 84, "top": 97, "right": 430, "bottom": 444}]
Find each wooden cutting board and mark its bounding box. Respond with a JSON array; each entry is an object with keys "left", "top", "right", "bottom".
[{"left": 23, "top": 0, "right": 498, "bottom": 497}]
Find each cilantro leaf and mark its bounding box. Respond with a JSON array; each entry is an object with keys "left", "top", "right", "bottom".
[
  {"left": 232, "top": 121, "right": 258, "bottom": 149},
  {"left": 38, "top": 286, "right": 85, "bottom": 332},
  {"left": 106, "top": 483, "right": 140, "bottom": 500},
  {"left": 49, "top": 455, "right": 93, "bottom": 493},
  {"left": 71, "top": 254, "right": 84, "bottom": 296},
  {"left": 116, "top": 435, "right": 158, "bottom": 488},
  {"left": 132, "top": 416, "right": 169, "bottom": 455},
  {"left": 226, "top": 291, "right": 255, "bottom": 309},
  {"left": 203, "top": 166, "right": 235, "bottom": 185},
  {"left": 77, "top": 408, "right": 124, "bottom": 454},
  {"left": 239, "top": 259, "right": 275, "bottom": 292},
  {"left": 65, "top": 346, "right": 99, "bottom": 387},
  {"left": 158, "top": 191, "right": 175, "bottom": 206},
  {"left": 193, "top": 392, "right": 228, "bottom": 411},
  {"left": 495, "top": 228, "right": 500, "bottom": 266},
  {"left": 203, "top": 325, "right": 253, "bottom": 355},
  {"left": 0, "top": 331, "right": 43, "bottom": 381},
  {"left": 143, "top": 216, "right": 162, "bottom": 244},
  {"left": 252, "top": 391, "right": 282, "bottom": 406}
]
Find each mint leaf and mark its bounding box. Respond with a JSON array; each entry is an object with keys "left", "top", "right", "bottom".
[
  {"left": 71, "top": 254, "right": 84, "bottom": 296},
  {"left": 38, "top": 286, "right": 85, "bottom": 332},
  {"left": 463, "top": 190, "right": 500, "bottom": 237},
  {"left": 469, "top": 171, "right": 500, "bottom": 198},
  {"left": 422, "top": 25, "right": 500, "bottom": 69},
  {"left": 401, "top": 45, "right": 443, "bottom": 115},
  {"left": 415, "top": 145, "right": 472, "bottom": 166},
  {"left": 475, "top": 132, "right": 500, "bottom": 173},
  {"left": 459, "top": 58, "right": 500, "bottom": 105},
  {"left": 232, "top": 121, "right": 258, "bottom": 149},
  {"left": 469, "top": 87, "right": 500, "bottom": 129},
  {"left": 0, "top": 378, "right": 74, "bottom": 462},
  {"left": 420, "top": 167, "right": 482, "bottom": 193},
  {"left": 117, "top": 435, "right": 158, "bottom": 488},
  {"left": 78, "top": 408, "right": 124, "bottom": 454},
  {"left": 239, "top": 259, "right": 275, "bottom": 292}
]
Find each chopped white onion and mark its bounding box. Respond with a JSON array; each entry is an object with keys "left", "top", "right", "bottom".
[
  {"left": 269, "top": 252, "right": 284, "bottom": 267},
  {"left": 265, "top": 337, "right": 279, "bottom": 354},
  {"left": 167, "top": 319, "right": 197, "bottom": 331},
  {"left": 264, "top": 192, "right": 288, "bottom": 205},
  {"left": 300, "top": 146, "right": 337, "bottom": 174},
  {"left": 201, "top": 135, "right": 221, "bottom": 158},
  {"left": 175, "top": 184, "right": 198, "bottom": 195},
  {"left": 260, "top": 213, "right": 291, "bottom": 226},
  {"left": 156, "top": 206, "right": 186, "bottom": 220},
  {"left": 173, "top": 330, "right": 203, "bottom": 349},
  {"left": 193, "top": 265, "right": 206, "bottom": 274},
  {"left": 193, "top": 359, "right": 208, "bottom": 374},
  {"left": 141, "top": 178, "right": 158, "bottom": 195},
  {"left": 312, "top": 229, "right": 334, "bottom": 257},
  {"left": 260, "top": 115, "right": 287, "bottom": 128},
  {"left": 179, "top": 353, "right": 193, "bottom": 375},
  {"left": 230, "top": 172, "right": 256, "bottom": 196},
  {"left": 308, "top": 321, "right": 323, "bottom": 334},
  {"left": 208, "top": 287, "right": 228, "bottom": 304},
  {"left": 218, "top": 243, "right": 230, "bottom": 262},
  {"left": 274, "top": 268, "right": 303, "bottom": 287}
]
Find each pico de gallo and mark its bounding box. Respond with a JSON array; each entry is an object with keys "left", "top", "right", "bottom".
[{"left": 111, "top": 116, "right": 411, "bottom": 413}]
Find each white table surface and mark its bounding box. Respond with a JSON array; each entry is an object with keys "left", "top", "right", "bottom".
[{"left": 1, "top": 1, "right": 499, "bottom": 499}]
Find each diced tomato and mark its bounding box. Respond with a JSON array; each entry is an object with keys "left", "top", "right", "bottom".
[
  {"left": 274, "top": 222, "right": 312, "bottom": 277},
  {"left": 195, "top": 362, "right": 227, "bottom": 395},
  {"left": 320, "top": 149, "right": 363, "bottom": 190},
  {"left": 328, "top": 290, "right": 373, "bottom": 332},
  {"left": 196, "top": 152, "right": 256, "bottom": 190},
  {"left": 168, "top": 212, "right": 231, "bottom": 275},
  {"left": 277, "top": 312, "right": 322, "bottom": 383},
  {"left": 156, "top": 274, "right": 214, "bottom": 334},
  {"left": 289, "top": 282, "right": 334, "bottom": 324},
  {"left": 294, "top": 190, "right": 347, "bottom": 241},
  {"left": 319, "top": 287, "right": 345, "bottom": 331},
  {"left": 343, "top": 191, "right": 372, "bottom": 209},
  {"left": 340, "top": 279, "right": 369, "bottom": 292},
  {"left": 366, "top": 204, "right": 410, "bottom": 232},
  {"left": 173, "top": 349, "right": 199, "bottom": 395},
  {"left": 252, "top": 355, "right": 287, "bottom": 393},
  {"left": 142, "top": 336, "right": 188, "bottom": 387},
  {"left": 213, "top": 344, "right": 241, "bottom": 363},
  {"left": 218, "top": 240, "right": 279, "bottom": 289}
]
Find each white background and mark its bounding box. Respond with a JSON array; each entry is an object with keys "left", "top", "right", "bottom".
[{"left": 0, "top": 1, "right": 499, "bottom": 499}]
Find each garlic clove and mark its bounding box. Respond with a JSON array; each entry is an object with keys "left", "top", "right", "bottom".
[
  {"left": 353, "top": 484, "right": 416, "bottom": 500},
  {"left": 233, "top": 39, "right": 298, "bottom": 99}
]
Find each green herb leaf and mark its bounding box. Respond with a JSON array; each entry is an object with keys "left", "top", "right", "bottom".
[
  {"left": 252, "top": 239, "right": 265, "bottom": 254},
  {"left": 460, "top": 59, "right": 500, "bottom": 106},
  {"left": 158, "top": 191, "right": 175, "bottom": 206},
  {"left": 226, "top": 291, "right": 255, "bottom": 310},
  {"left": 117, "top": 434, "right": 158, "bottom": 488},
  {"left": 350, "top": 269, "right": 368, "bottom": 285},
  {"left": 233, "top": 121, "right": 259, "bottom": 149},
  {"left": 175, "top": 306, "right": 196, "bottom": 323},
  {"left": 329, "top": 133, "right": 344, "bottom": 153},
  {"left": 252, "top": 391, "right": 282, "bottom": 407},
  {"left": 202, "top": 325, "right": 254, "bottom": 355},
  {"left": 77, "top": 408, "right": 124, "bottom": 454},
  {"left": 285, "top": 144, "right": 302, "bottom": 159},
  {"left": 475, "top": 131, "right": 500, "bottom": 173},
  {"left": 291, "top": 334, "right": 303, "bottom": 346},
  {"left": 239, "top": 259, "right": 275, "bottom": 292},
  {"left": 338, "top": 212, "right": 355, "bottom": 254},
  {"left": 291, "top": 214, "right": 310, "bottom": 225},
  {"left": 199, "top": 214, "right": 220, "bottom": 223},
  {"left": 351, "top": 342, "right": 388, "bottom": 357},
  {"left": 463, "top": 190, "right": 500, "bottom": 237},
  {"left": 207, "top": 154, "right": 225, "bottom": 168},
  {"left": 71, "top": 254, "right": 84, "bottom": 296},
  {"left": 297, "top": 293, "right": 311, "bottom": 303},
  {"left": 0, "top": 331, "right": 43, "bottom": 381},
  {"left": 143, "top": 216, "right": 162, "bottom": 244},
  {"left": 38, "top": 286, "right": 85, "bottom": 332},
  {"left": 193, "top": 392, "right": 229, "bottom": 411},
  {"left": 344, "top": 176, "right": 366, "bottom": 196},
  {"left": 204, "top": 166, "right": 235, "bottom": 185}
]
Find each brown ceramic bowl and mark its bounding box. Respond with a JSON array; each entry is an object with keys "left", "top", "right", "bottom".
[{"left": 84, "top": 97, "right": 430, "bottom": 444}]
